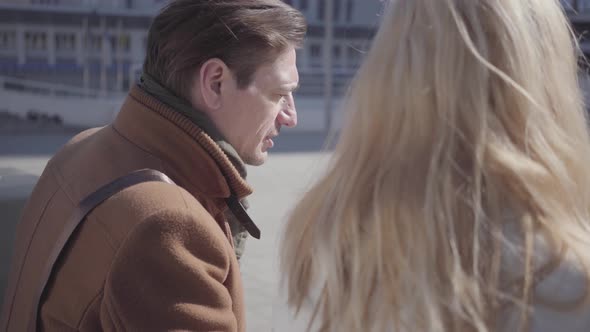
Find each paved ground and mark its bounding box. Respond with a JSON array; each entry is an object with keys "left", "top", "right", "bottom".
[
  {"left": 241, "top": 152, "right": 331, "bottom": 331},
  {"left": 0, "top": 133, "right": 332, "bottom": 331}
]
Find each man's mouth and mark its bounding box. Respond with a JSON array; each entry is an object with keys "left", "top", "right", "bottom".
[
  {"left": 263, "top": 136, "right": 275, "bottom": 149},
  {"left": 263, "top": 126, "right": 280, "bottom": 151}
]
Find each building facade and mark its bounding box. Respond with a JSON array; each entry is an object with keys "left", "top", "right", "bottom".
[
  {"left": 0, "top": 0, "right": 383, "bottom": 96},
  {"left": 562, "top": 0, "right": 590, "bottom": 59}
]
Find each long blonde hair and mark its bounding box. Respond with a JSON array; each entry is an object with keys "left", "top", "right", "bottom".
[{"left": 281, "top": 0, "right": 590, "bottom": 331}]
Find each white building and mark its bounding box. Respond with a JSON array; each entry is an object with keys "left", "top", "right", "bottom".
[
  {"left": 561, "top": 0, "right": 590, "bottom": 12},
  {"left": 1, "top": 1, "right": 587, "bottom": 128},
  {"left": 560, "top": 0, "right": 590, "bottom": 57},
  {"left": 0, "top": 0, "right": 383, "bottom": 96}
]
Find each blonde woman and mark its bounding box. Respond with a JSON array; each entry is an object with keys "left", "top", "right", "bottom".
[{"left": 276, "top": 0, "right": 590, "bottom": 331}]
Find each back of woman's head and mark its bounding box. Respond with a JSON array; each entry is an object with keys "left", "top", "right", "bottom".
[{"left": 281, "top": 0, "right": 590, "bottom": 331}]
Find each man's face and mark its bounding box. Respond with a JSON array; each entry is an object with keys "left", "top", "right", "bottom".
[{"left": 212, "top": 47, "right": 299, "bottom": 166}]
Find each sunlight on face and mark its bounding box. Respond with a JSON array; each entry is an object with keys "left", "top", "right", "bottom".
[{"left": 216, "top": 47, "right": 299, "bottom": 165}]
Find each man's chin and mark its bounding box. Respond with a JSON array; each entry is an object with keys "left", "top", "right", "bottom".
[{"left": 242, "top": 151, "right": 268, "bottom": 166}]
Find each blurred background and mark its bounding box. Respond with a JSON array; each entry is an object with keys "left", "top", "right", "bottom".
[
  {"left": 0, "top": 0, "right": 589, "bottom": 133},
  {"left": 0, "top": 0, "right": 385, "bottom": 134},
  {"left": 1, "top": 0, "right": 590, "bottom": 330}
]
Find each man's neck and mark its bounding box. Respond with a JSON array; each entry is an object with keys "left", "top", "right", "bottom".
[{"left": 138, "top": 73, "right": 248, "bottom": 179}]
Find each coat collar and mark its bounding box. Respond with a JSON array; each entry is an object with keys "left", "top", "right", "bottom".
[{"left": 113, "top": 85, "right": 254, "bottom": 201}]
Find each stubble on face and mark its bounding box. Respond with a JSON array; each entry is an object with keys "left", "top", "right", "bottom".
[{"left": 237, "top": 48, "right": 298, "bottom": 166}]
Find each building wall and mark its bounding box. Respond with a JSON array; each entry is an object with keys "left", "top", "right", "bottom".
[
  {"left": 0, "top": 0, "right": 31, "bottom": 4},
  {"left": 288, "top": 0, "right": 382, "bottom": 26},
  {"left": 289, "top": 0, "right": 382, "bottom": 94},
  {"left": 1, "top": 0, "right": 171, "bottom": 10},
  {"left": 0, "top": 0, "right": 382, "bottom": 96},
  {"left": 562, "top": 0, "right": 590, "bottom": 12},
  {"left": 0, "top": 0, "right": 156, "bottom": 89}
]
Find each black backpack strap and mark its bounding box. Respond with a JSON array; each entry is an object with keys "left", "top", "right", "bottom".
[
  {"left": 28, "top": 169, "right": 174, "bottom": 332},
  {"left": 225, "top": 195, "right": 260, "bottom": 239}
]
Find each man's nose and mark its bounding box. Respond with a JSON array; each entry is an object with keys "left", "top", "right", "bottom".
[{"left": 278, "top": 97, "right": 297, "bottom": 128}]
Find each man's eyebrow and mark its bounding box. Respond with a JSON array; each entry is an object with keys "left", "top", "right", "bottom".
[{"left": 282, "top": 82, "right": 299, "bottom": 92}]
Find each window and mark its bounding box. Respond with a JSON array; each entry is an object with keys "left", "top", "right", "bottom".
[
  {"left": 334, "top": 45, "right": 344, "bottom": 68},
  {"left": 333, "top": 45, "right": 341, "bottom": 59},
  {"left": 110, "top": 34, "right": 131, "bottom": 53},
  {"left": 311, "top": 44, "right": 322, "bottom": 58},
  {"left": 25, "top": 32, "right": 47, "bottom": 51},
  {"left": 347, "top": 45, "right": 363, "bottom": 68},
  {"left": 299, "top": 0, "right": 308, "bottom": 11},
  {"left": 32, "top": 0, "right": 59, "bottom": 4},
  {"left": 346, "top": 0, "right": 354, "bottom": 22},
  {"left": 310, "top": 44, "right": 322, "bottom": 68},
  {"left": 55, "top": 33, "right": 76, "bottom": 51},
  {"left": 317, "top": 0, "right": 342, "bottom": 21},
  {"left": 334, "top": 0, "right": 341, "bottom": 22},
  {"left": 564, "top": 0, "right": 590, "bottom": 11},
  {"left": 558, "top": 0, "right": 571, "bottom": 10},
  {"left": 317, "top": 0, "right": 325, "bottom": 20},
  {"left": 296, "top": 48, "right": 304, "bottom": 67},
  {"left": 0, "top": 31, "right": 16, "bottom": 50},
  {"left": 88, "top": 34, "right": 102, "bottom": 51}
]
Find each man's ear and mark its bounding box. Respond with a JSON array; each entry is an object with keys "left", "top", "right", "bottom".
[{"left": 197, "top": 58, "right": 232, "bottom": 111}]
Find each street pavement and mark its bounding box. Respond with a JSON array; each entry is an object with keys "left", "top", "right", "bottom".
[
  {"left": 241, "top": 151, "right": 331, "bottom": 331},
  {"left": 0, "top": 132, "right": 333, "bottom": 331}
]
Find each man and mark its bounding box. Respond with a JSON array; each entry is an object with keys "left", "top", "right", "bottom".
[{"left": 0, "top": 0, "right": 306, "bottom": 330}]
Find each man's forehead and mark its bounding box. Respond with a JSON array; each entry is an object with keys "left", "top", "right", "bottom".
[{"left": 254, "top": 49, "right": 298, "bottom": 87}]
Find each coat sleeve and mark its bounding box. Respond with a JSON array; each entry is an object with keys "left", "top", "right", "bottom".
[{"left": 99, "top": 208, "right": 238, "bottom": 331}]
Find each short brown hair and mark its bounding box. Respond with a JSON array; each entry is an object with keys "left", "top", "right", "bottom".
[{"left": 143, "top": 0, "right": 307, "bottom": 101}]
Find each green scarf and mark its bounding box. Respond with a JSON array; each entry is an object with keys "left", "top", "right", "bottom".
[
  {"left": 138, "top": 73, "right": 248, "bottom": 179},
  {"left": 138, "top": 73, "right": 251, "bottom": 259}
]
